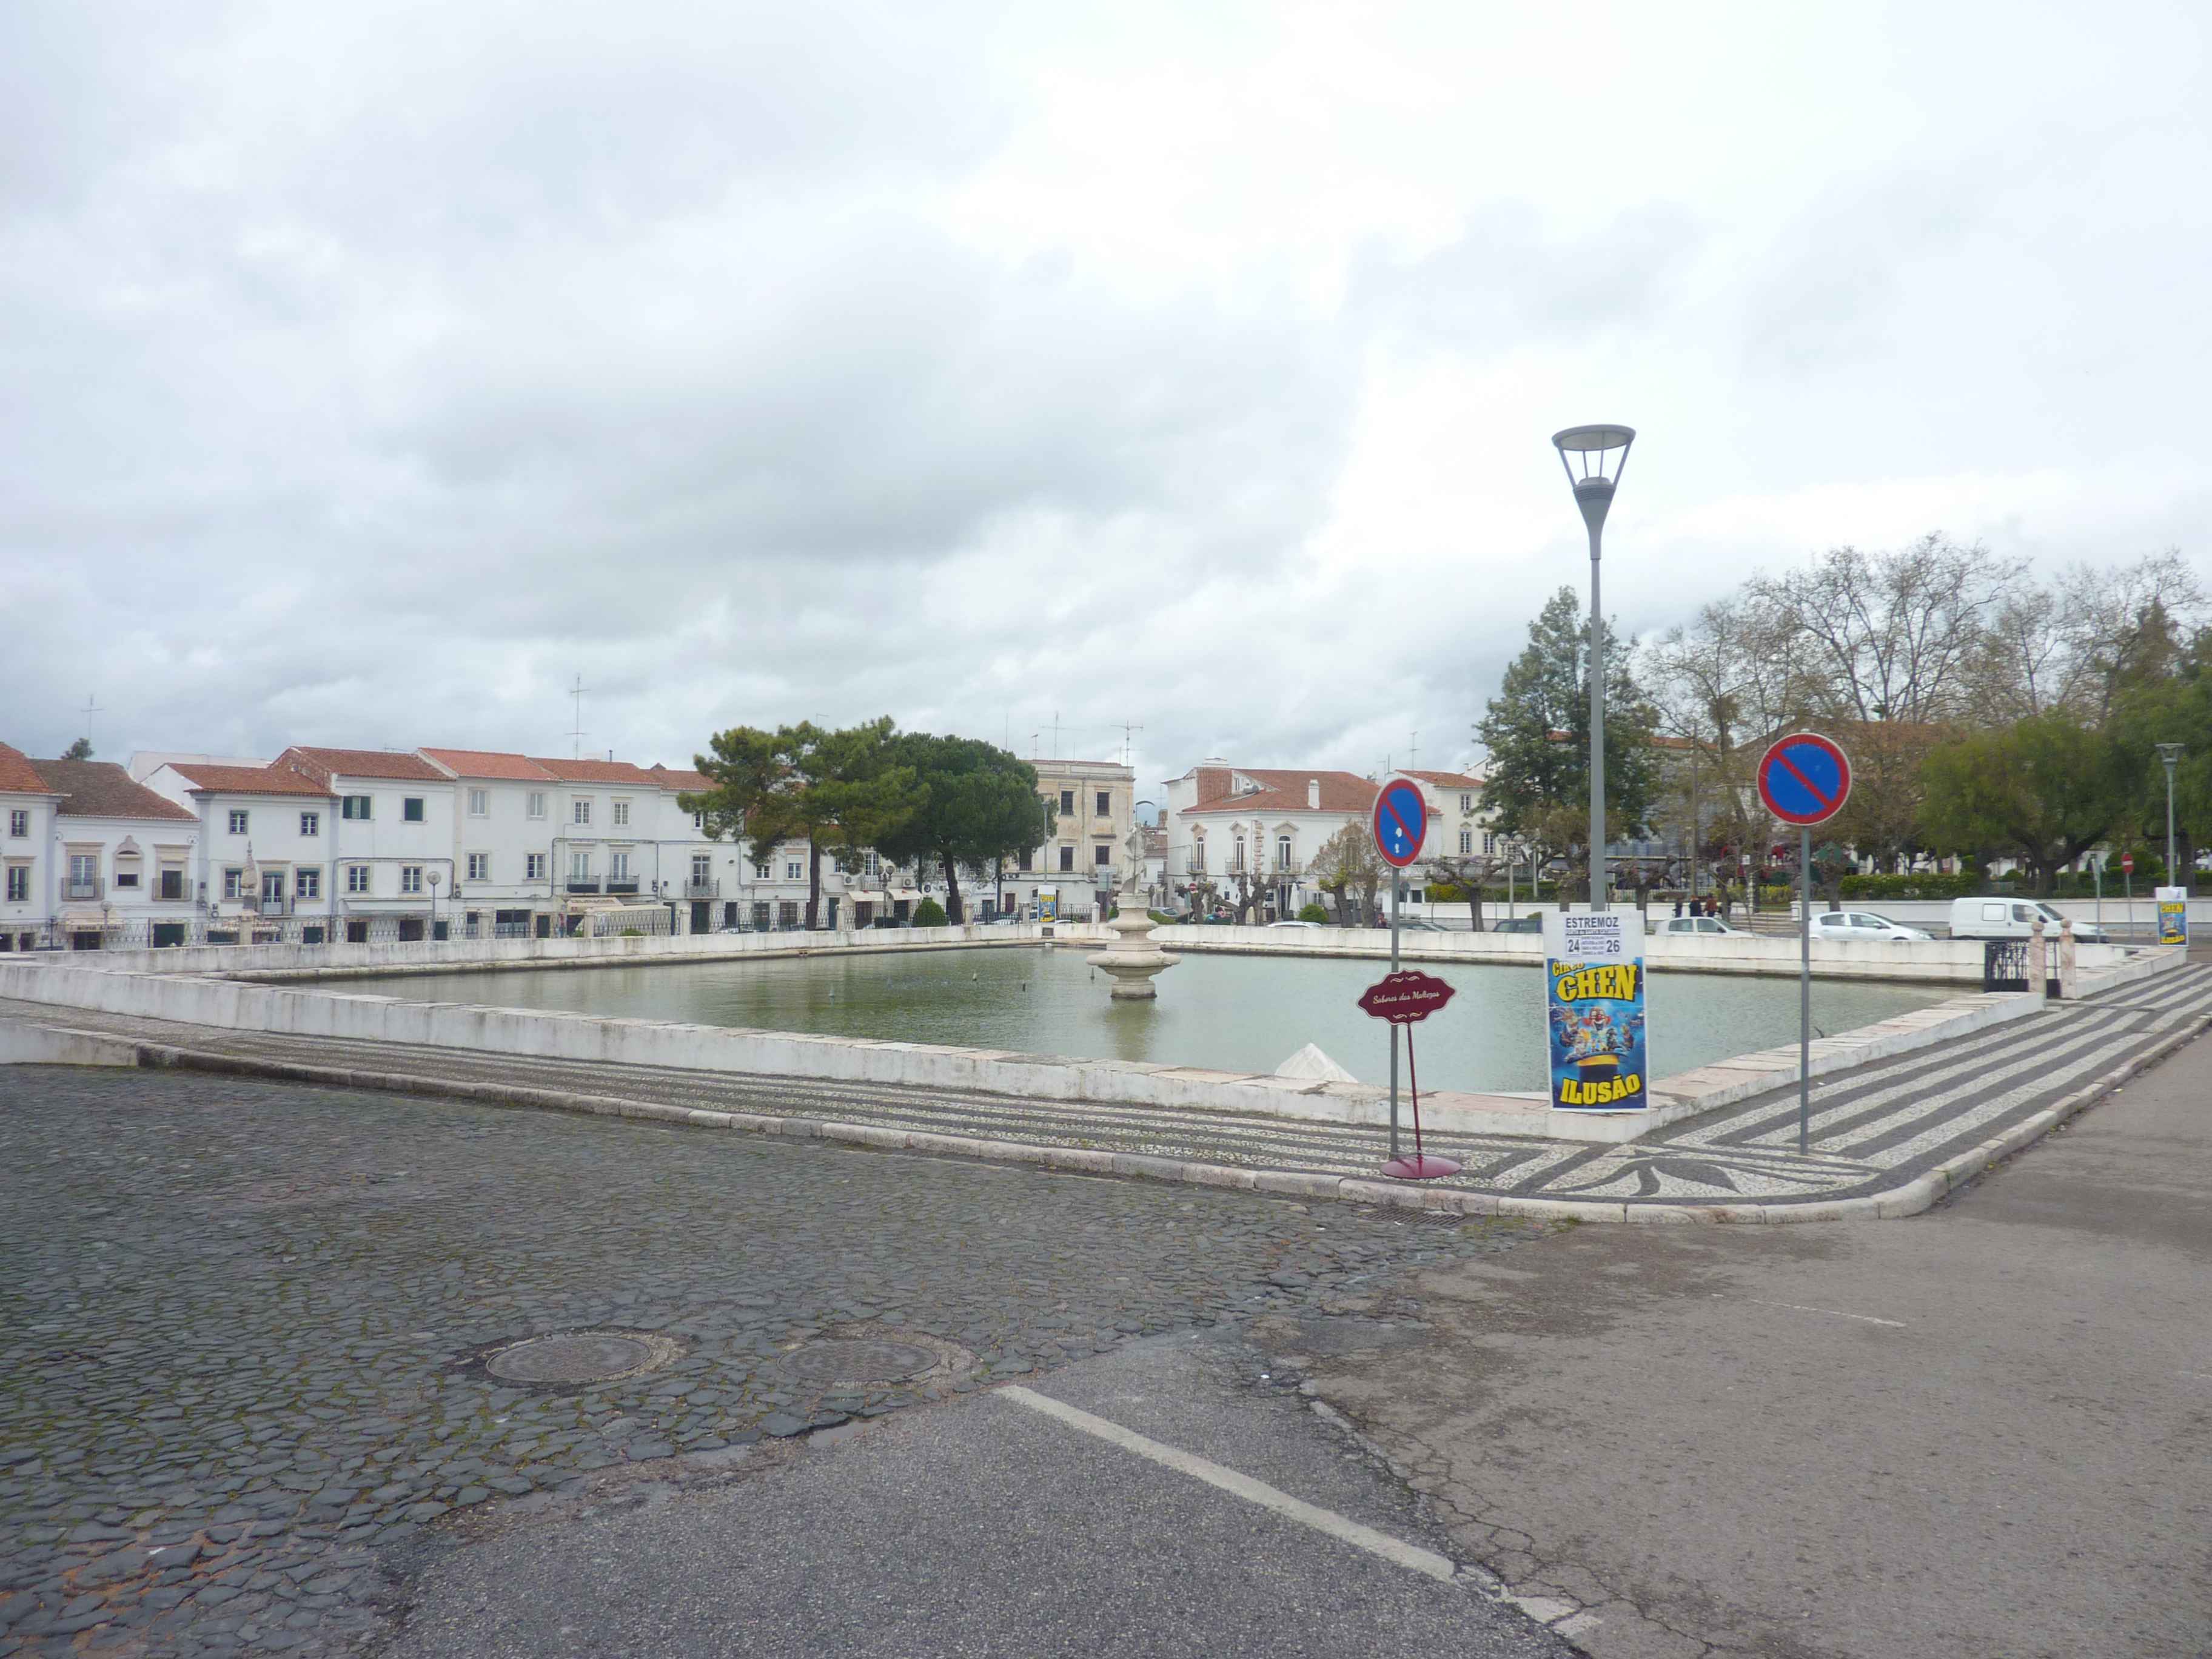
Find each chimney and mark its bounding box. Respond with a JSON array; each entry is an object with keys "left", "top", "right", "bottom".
[{"left": 1307, "top": 778, "right": 1320, "bottom": 810}]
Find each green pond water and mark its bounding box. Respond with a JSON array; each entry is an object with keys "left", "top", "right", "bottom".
[{"left": 350, "top": 946, "right": 1951, "bottom": 1095}]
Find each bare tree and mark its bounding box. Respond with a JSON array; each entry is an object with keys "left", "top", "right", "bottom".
[
  {"left": 1423, "top": 852, "right": 1505, "bottom": 930},
  {"left": 1309, "top": 822, "right": 1381, "bottom": 925}
]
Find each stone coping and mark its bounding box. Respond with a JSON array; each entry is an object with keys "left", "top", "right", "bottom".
[{"left": 0, "top": 948, "right": 2183, "bottom": 1148}]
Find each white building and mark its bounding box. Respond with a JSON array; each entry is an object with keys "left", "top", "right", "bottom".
[
  {"left": 30, "top": 758, "right": 203, "bottom": 948},
  {"left": 1, "top": 745, "right": 63, "bottom": 951},
  {"left": 140, "top": 760, "right": 342, "bottom": 940},
  {"left": 1162, "top": 762, "right": 1379, "bottom": 920},
  {"left": 274, "top": 748, "right": 459, "bottom": 936}
]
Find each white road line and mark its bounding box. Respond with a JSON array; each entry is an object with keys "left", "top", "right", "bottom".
[
  {"left": 998, "top": 1385, "right": 1457, "bottom": 1584},
  {"left": 1728, "top": 1295, "right": 1905, "bottom": 1327}
]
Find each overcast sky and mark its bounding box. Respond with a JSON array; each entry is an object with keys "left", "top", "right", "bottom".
[{"left": 5, "top": 1, "right": 2207, "bottom": 789}]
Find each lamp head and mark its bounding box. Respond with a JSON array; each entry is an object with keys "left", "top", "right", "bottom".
[
  {"left": 1552, "top": 424, "right": 1635, "bottom": 538},
  {"left": 2156, "top": 742, "right": 2184, "bottom": 767}
]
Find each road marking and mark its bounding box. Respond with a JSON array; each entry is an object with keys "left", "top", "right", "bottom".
[
  {"left": 999, "top": 1385, "right": 1456, "bottom": 1584},
  {"left": 1728, "top": 1295, "right": 1905, "bottom": 1328}
]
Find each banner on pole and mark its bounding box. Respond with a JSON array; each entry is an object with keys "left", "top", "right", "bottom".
[
  {"left": 1541, "top": 910, "right": 1650, "bottom": 1111},
  {"left": 2155, "top": 886, "right": 2188, "bottom": 947}
]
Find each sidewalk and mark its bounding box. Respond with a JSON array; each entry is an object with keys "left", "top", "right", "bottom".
[{"left": 7, "top": 963, "right": 2208, "bottom": 1222}]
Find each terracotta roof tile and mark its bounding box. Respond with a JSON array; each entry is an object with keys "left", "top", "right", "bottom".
[
  {"left": 647, "top": 765, "right": 715, "bottom": 793},
  {"left": 528, "top": 756, "right": 662, "bottom": 786},
  {"left": 29, "top": 760, "right": 200, "bottom": 822},
  {"left": 166, "top": 762, "right": 332, "bottom": 797},
  {"left": 1403, "top": 769, "right": 1487, "bottom": 788},
  {"left": 276, "top": 746, "right": 449, "bottom": 784},
  {"left": 1182, "top": 768, "right": 1377, "bottom": 817},
  {"left": 0, "top": 743, "right": 55, "bottom": 794},
  {"left": 419, "top": 748, "right": 561, "bottom": 782}
]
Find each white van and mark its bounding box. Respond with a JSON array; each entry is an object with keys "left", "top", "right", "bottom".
[{"left": 1948, "top": 897, "right": 2109, "bottom": 943}]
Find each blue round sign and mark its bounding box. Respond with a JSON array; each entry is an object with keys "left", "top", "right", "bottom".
[
  {"left": 1372, "top": 777, "right": 1429, "bottom": 868},
  {"left": 1757, "top": 732, "right": 1852, "bottom": 827}
]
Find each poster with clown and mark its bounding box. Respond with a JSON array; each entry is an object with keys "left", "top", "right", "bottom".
[{"left": 1541, "top": 909, "right": 1651, "bottom": 1113}]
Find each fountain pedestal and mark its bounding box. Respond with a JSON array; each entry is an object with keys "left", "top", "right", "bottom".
[{"left": 1086, "top": 888, "right": 1181, "bottom": 999}]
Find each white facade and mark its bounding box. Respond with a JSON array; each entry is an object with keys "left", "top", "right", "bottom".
[
  {"left": 142, "top": 762, "right": 341, "bottom": 936},
  {"left": 1002, "top": 759, "right": 1136, "bottom": 922},
  {"left": 0, "top": 745, "right": 62, "bottom": 950}
]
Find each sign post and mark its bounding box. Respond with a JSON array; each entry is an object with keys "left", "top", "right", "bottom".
[
  {"left": 1357, "top": 970, "right": 1460, "bottom": 1179},
  {"left": 2122, "top": 851, "right": 2135, "bottom": 939},
  {"left": 1756, "top": 732, "right": 1854, "bottom": 1155},
  {"left": 1370, "top": 776, "right": 1430, "bottom": 1165}
]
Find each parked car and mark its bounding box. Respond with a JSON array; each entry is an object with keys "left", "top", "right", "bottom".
[
  {"left": 1948, "top": 897, "right": 2109, "bottom": 943},
  {"left": 1809, "top": 910, "right": 1932, "bottom": 942},
  {"left": 1393, "top": 918, "right": 1449, "bottom": 932},
  {"left": 1266, "top": 919, "right": 1322, "bottom": 930},
  {"left": 1654, "top": 916, "right": 1743, "bottom": 937},
  {"left": 1491, "top": 914, "right": 1544, "bottom": 934}
]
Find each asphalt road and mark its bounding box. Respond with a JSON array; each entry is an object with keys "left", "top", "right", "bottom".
[
  {"left": 0, "top": 1065, "right": 1561, "bottom": 1657},
  {"left": 1280, "top": 1028, "right": 2212, "bottom": 1658},
  {"left": 388, "top": 1330, "right": 1575, "bottom": 1659}
]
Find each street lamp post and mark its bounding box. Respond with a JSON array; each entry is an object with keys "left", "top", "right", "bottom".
[
  {"left": 1553, "top": 425, "right": 1635, "bottom": 911},
  {"left": 2156, "top": 743, "right": 2184, "bottom": 890}
]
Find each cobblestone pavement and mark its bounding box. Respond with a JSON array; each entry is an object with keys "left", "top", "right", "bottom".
[
  {"left": 0, "top": 1067, "right": 1549, "bottom": 1657},
  {"left": 6, "top": 962, "right": 2211, "bottom": 1208}
]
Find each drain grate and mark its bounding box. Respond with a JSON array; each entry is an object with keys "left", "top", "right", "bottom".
[
  {"left": 779, "top": 1327, "right": 975, "bottom": 1389},
  {"left": 481, "top": 1330, "right": 684, "bottom": 1385}
]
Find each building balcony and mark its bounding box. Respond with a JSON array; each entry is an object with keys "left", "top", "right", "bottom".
[
  {"left": 566, "top": 880, "right": 602, "bottom": 894},
  {"left": 682, "top": 879, "right": 719, "bottom": 899},
  {"left": 63, "top": 877, "right": 105, "bottom": 901},
  {"left": 605, "top": 880, "right": 641, "bottom": 895},
  {"left": 258, "top": 897, "right": 290, "bottom": 918}
]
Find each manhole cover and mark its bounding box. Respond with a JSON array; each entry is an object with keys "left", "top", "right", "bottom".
[
  {"left": 781, "top": 1339, "right": 943, "bottom": 1387},
  {"left": 483, "top": 1330, "right": 683, "bottom": 1384}
]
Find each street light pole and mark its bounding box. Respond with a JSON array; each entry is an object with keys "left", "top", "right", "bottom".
[
  {"left": 2156, "top": 743, "right": 2184, "bottom": 890},
  {"left": 1553, "top": 426, "right": 1635, "bottom": 912}
]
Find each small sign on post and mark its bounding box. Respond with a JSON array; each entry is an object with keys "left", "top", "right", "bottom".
[
  {"left": 1367, "top": 776, "right": 1432, "bottom": 1171},
  {"left": 1356, "top": 969, "right": 1460, "bottom": 1180},
  {"left": 1757, "top": 732, "right": 1852, "bottom": 1155}
]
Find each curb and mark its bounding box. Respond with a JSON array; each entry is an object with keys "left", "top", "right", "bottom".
[{"left": 105, "top": 1012, "right": 2205, "bottom": 1225}]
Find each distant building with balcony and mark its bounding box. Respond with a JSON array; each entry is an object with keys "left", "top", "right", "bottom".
[
  {"left": 1004, "top": 758, "right": 1136, "bottom": 922},
  {"left": 1163, "top": 761, "right": 1380, "bottom": 920},
  {"left": 29, "top": 759, "right": 203, "bottom": 947}
]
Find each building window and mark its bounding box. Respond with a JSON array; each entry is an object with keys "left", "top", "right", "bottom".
[
  {"left": 1484, "top": 833, "right": 1496, "bottom": 856},
  {"left": 612, "top": 799, "right": 630, "bottom": 827},
  {"left": 785, "top": 860, "right": 803, "bottom": 881},
  {"left": 753, "top": 860, "right": 771, "bottom": 880},
  {"left": 223, "top": 868, "right": 244, "bottom": 899},
  {"left": 1017, "top": 848, "right": 1033, "bottom": 873},
  {"left": 400, "top": 865, "right": 423, "bottom": 894},
  {"left": 1460, "top": 793, "right": 1473, "bottom": 813},
  {"left": 297, "top": 867, "right": 321, "bottom": 900},
  {"left": 158, "top": 868, "right": 187, "bottom": 900},
  {"left": 1460, "top": 828, "right": 1473, "bottom": 856},
  {"left": 113, "top": 867, "right": 139, "bottom": 889},
  {"left": 402, "top": 797, "right": 425, "bottom": 823},
  {"left": 468, "top": 788, "right": 488, "bottom": 817},
  {"left": 346, "top": 865, "right": 371, "bottom": 894},
  {"left": 569, "top": 851, "right": 592, "bottom": 881},
  {"left": 691, "top": 854, "right": 711, "bottom": 883},
  {"left": 1278, "top": 834, "right": 1293, "bottom": 866},
  {"left": 527, "top": 791, "right": 546, "bottom": 819},
  {"left": 1059, "top": 789, "right": 1075, "bottom": 816},
  {"left": 610, "top": 851, "right": 631, "bottom": 880},
  {"left": 863, "top": 850, "right": 880, "bottom": 877},
  {"left": 5, "top": 866, "right": 27, "bottom": 902},
  {"left": 573, "top": 799, "right": 592, "bottom": 826},
  {"left": 467, "top": 853, "right": 489, "bottom": 881},
  {"left": 1058, "top": 846, "right": 1074, "bottom": 872},
  {"left": 1096, "top": 791, "right": 1111, "bottom": 817},
  {"left": 526, "top": 853, "right": 547, "bottom": 880},
  {"left": 7, "top": 810, "right": 26, "bottom": 838},
  {"left": 1093, "top": 843, "right": 1111, "bottom": 865},
  {"left": 300, "top": 811, "right": 320, "bottom": 837},
  {"left": 342, "top": 795, "right": 371, "bottom": 820},
  {"left": 692, "top": 811, "right": 704, "bottom": 831},
  {"left": 227, "top": 809, "right": 249, "bottom": 835}
]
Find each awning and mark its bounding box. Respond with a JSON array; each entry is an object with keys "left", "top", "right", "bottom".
[
  {"left": 844, "top": 890, "right": 886, "bottom": 903},
  {"left": 891, "top": 887, "right": 924, "bottom": 902}
]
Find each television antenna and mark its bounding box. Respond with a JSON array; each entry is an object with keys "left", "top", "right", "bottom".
[
  {"left": 568, "top": 676, "right": 589, "bottom": 759},
  {"left": 1117, "top": 722, "right": 1144, "bottom": 766}
]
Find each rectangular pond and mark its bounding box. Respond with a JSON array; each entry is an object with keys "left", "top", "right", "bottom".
[{"left": 345, "top": 946, "right": 1951, "bottom": 1095}]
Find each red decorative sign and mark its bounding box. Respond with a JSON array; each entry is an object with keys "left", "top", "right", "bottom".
[
  {"left": 1357, "top": 970, "right": 1456, "bottom": 1025},
  {"left": 2121, "top": 853, "right": 2135, "bottom": 874}
]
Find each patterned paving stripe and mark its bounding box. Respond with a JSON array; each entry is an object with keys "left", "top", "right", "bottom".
[
  {"left": 1792, "top": 1012, "right": 2143, "bottom": 1158},
  {"left": 1691, "top": 1009, "right": 2134, "bottom": 1153},
  {"left": 2077, "top": 964, "right": 2211, "bottom": 1012}
]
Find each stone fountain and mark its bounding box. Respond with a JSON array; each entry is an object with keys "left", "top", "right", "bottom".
[{"left": 1086, "top": 822, "right": 1181, "bottom": 999}]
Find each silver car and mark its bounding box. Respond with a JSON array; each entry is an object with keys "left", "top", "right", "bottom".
[{"left": 1811, "top": 910, "right": 1933, "bottom": 942}]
